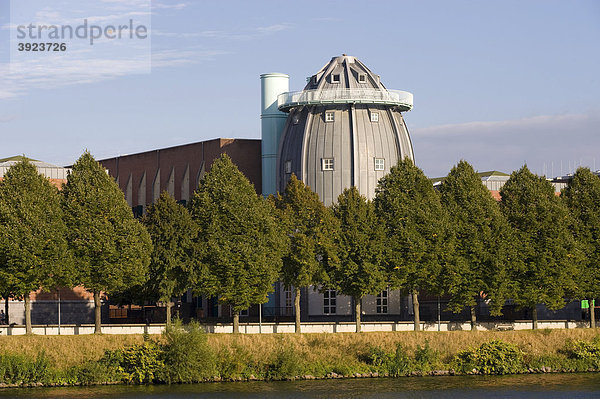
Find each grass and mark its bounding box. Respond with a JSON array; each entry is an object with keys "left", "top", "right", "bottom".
[
  {"left": 0, "top": 329, "right": 598, "bottom": 371},
  {"left": 0, "top": 334, "right": 144, "bottom": 369}
]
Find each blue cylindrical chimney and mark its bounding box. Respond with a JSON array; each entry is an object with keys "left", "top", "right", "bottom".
[{"left": 260, "top": 73, "right": 289, "bottom": 197}]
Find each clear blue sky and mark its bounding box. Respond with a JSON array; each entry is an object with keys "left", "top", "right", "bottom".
[{"left": 1, "top": 0, "right": 599, "bottom": 177}]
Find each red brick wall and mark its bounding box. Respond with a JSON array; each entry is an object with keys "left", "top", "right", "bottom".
[{"left": 99, "top": 138, "right": 262, "bottom": 207}]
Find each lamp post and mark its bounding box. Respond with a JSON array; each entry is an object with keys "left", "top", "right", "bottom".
[
  {"left": 259, "top": 303, "right": 262, "bottom": 334},
  {"left": 437, "top": 296, "right": 441, "bottom": 332},
  {"left": 57, "top": 289, "right": 61, "bottom": 335}
]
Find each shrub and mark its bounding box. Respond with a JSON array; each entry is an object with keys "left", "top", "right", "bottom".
[
  {"left": 365, "top": 345, "right": 389, "bottom": 368},
  {"left": 363, "top": 343, "right": 411, "bottom": 376},
  {"left": 119, "top": 341, "right": 164, "bottom": 384},
  {"left": 0, "top": 352, "right": 51, "bottom": 384},
  {"left": 453, "top": 340, "right": 525, "bottom": 375},
  {"left": 414, "top": 341, "right": 440, "bottom": 372},
  {"left": 564, "top": 338, "right": 600, "bottom": 369},
  {"left": 388, "top": 343, "right": 412, "bottom": 376},
  {"left": 160, "top": 319, "right": 216, "bottom": 383},
  {"left": 267, "top": 344, "right": 304, "bottom": 379}
]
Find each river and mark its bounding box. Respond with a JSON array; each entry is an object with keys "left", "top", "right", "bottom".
[{"left": 1, "top": 373, "right": 599, "bottom": 398}]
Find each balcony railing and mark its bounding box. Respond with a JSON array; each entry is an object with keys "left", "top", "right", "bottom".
[{"left": 277, "top": 88, "right": 413, "bottom": 112}]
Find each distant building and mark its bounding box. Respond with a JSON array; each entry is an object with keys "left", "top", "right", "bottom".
[{"left": 0, "top": 155, "right": 71, "bottom": 188}]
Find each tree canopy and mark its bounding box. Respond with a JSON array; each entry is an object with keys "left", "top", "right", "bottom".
[
  {"left": 189, "top": 154, "right": 285, "bottom": 332},
  {"left": 330, "top": 187, "right": 387, "bottom": 332},
  {"left": 0, "top": 159, "right": 72, "bottom": 333},
  {"left": 62, "top": 151, "right": 152, "bottom": 332},
  {"left": 374, "top": 158, "right": 451, "bottom": 331},
  {"left": 440, "top": 161, "right": 513, "bottom": 324},
  {"left": 562, "top": 167, "right": 600, "bottom": 327},
  {"left": 500, "top": 165, "right": 579, "bottom": 328},
  {"left": 143, "top": 191, "right": 197, "bottom": 325},
  {"left": 274, "top": 175, "right": 338, "bottom": 332}
]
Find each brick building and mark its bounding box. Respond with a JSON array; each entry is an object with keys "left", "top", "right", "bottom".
[{"left": 99, "top": 138, "right": 262, "bottom": 214}]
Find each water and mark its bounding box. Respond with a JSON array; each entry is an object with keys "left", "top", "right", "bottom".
[{"left": 1, "top": 374, "right": 600, "bottom": 398}]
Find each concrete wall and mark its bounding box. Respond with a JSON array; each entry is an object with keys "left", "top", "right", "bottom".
[{"left": 0, "top": 320, "right": 590, "bottom": 336}]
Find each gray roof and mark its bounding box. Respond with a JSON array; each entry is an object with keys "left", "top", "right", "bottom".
[{"left": 0, "top": 156, "right": 71, "bottom": 180}]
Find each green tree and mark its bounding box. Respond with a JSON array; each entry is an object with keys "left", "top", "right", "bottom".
[
  {"left": 143, "top": 192, "right": 197, "bottom": 326},
  {"left": 189, "top": 154, "right": 285, "bottom": 333},
  {"left": 62, "top": 152, "right": 152, "bottom": 333},
  {"left": 562, "top": 167, "right": 600, "bottom": 328},
  {"left": 500, "top": 165, "right": 578, "bottom": 329},
  {"left": 440, "top": 161, "right": 514, "bottom": 330},
  {"left": 330, "top": 187, "right": 387, "bottom": 332},
  {"left": 274, "top": 175, "right": 338, "bottom": 333},
  {"left": 0, "top": 159, "right": 72, "bottom": 333},
  {"left": 374, "top": 158, "right": 450, "bottom": 331}
]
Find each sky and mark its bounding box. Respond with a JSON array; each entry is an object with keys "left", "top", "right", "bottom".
[{"left": 0, "top": 0, "right": 599, "bottom": 177}]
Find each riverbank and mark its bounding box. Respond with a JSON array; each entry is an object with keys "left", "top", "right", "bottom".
[
  {"left": 0, "top": 325, "right": 598, "bottom": 387},
  {"left": 3, "top": 374, "right": 600, "bottom": 398}
]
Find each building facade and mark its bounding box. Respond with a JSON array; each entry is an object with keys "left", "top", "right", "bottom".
[{"left": 99, "top": 138, "right": 262, "bottom": 214}]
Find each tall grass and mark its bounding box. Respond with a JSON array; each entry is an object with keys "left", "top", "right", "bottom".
[{"left": 0, "top": 329, "right": 598, "bottom": 386}]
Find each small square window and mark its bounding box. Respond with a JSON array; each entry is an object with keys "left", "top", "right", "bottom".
[
  {"left": 293, "top": 115, "right": 300, "bottom": 125},
  {"left": 284, "top": 160, "right": 292, "bottom": 174},
  {"left": 376, "top": 290, "right": 388, "bottom": 314},
  {"left": 374, "top": 158, "right": 385, "bottom": 171},
  {"left": 325, "top": 112, "right": 335, "bottom": 122},
  {"left": 324, "top": 289, "right": 337, "bottom": 314},
  {"left": 331, "top": 74, "right": 340, "bottom": 83},
  {"left": 358, "top": 73, "right": 367, "bottom": 83},
  {"left": 322, "top": 158, "right": 334, "bottom": 171},
  {"left": 370, "top": 112, "right": 379, "bottom": 123}
]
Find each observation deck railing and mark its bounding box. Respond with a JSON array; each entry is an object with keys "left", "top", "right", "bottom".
[{"left": 277, "top": 88, "right": 413, "bottom": 112}]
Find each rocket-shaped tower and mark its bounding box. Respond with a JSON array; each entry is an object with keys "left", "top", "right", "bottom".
[{"left": 261, "top": 55, "right": 414, "bottom": 205}]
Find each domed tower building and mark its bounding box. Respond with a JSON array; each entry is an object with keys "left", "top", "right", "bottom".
[{"left": 261, "top": 55, "right": 414, "bottom": 205}]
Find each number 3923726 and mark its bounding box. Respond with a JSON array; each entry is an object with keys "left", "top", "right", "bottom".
[{"left": 17, "top": 43, "right": 67, "bottom": 52}]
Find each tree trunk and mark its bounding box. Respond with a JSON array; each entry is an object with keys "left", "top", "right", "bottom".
[
  {"left": 355, "top": 296, "right": 361, "bottom": 333},
  {"left": 412, "top": 290, "right": 420, "bottom": 331},
  {"left": 4, "top": 295, "right": 9, "bottom": 325},
  {"left": 166, "top": 301, "right": 173, "bottom": 327},
  {"left": 232, "top": 311, "right": 239, "bottom": 334},
  {"left": 590, "top": 299, "right": 596, "bottom": 329},
  {"left": 470, "top": 306, "right": 477, "bottom": 332},
  {"left": 532, "top": 306, "right": 538, "bottom": 330},
  {"left": 294, "top": 287, "right": 301, "bottom": 333},
  {"left": 24, "top": 295, "right": 32, "bottom": 334},
  {"left": 93, "top": 291, "right": 102, "bottom": 334}
]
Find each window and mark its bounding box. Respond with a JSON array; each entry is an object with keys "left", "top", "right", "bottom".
[
  {"left": 358, "top": 73, "right": 367, "bottom": 83},
  {"left": 239, "top": 309, "right": 249, "bottom": 317},
  {"left": 370, "top": 112, "right": 379, "bottom": 123},
  {"left": 325, "top": 111, "right": 335, "bottom": 122},
  {"left": 293, "top": 115, "right": 300, "bottom": 125},
  {"left": 284, "top": 160, "right": 292, "bottom": 174},
  {"left": 284, "top": 287, "right": 293, "bottom": 316},
  {"left": 376, "top": 290, "right": 388, "bottom": 314},
  {"left": 374, "top": 158, "right": 385, "bottom": 171},
  {"left": 324, "top": 289, "right": 337, "bottom": 314},
  {"left": 331, "top": 73, "right": 340, "bottom": 83},
  {"left": 322, "top": 158, "right": 334, "bottom": 171}
]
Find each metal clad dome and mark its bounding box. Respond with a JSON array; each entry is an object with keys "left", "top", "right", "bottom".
[{"left": 277, "top": 55, "right": 414, "bottom": 205}]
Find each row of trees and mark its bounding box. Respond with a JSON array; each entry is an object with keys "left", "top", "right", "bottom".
[
  {"left": 0, "top": 153, "right": 598, "bottom": 334},
  {"left": 0, "top": 154, "right": 151, "bottom": 333}
]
